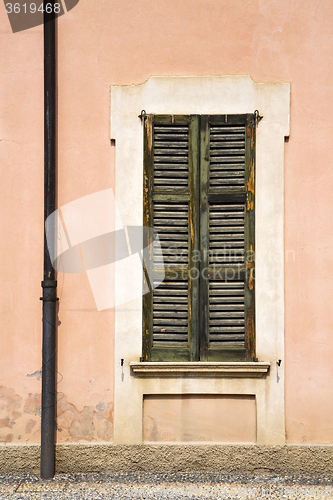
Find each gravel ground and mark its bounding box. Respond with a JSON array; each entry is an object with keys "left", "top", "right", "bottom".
[{"left": 0, "top": 473, "right": 332, "bottom": 500}]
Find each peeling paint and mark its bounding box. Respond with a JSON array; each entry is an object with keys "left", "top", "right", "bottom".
[
  {"left": 25, "top": 419, "right": 37, "bottom": 434},
  {"left": 0, "top": 387, "right": 113, "bottom": 443},
  {"left": 57, "top": 396, "right": 113, "bottom": 442},
  {"left": 0, "top": 387, "right": 22, "bottom": 423},
  {"left": 26, "top": 370, "right": 42, "bottom": 381},
  {"left": 246, "top": 245, "right": 254, "bottom": 292},
  {"left": 246, "top": 123, "right": 255, "bottom": 212},
  {"left": 70, "top": 406, "right": 95, "bottom": 441},
  {"left": 0, "top": 387, "right": 40, "bottom": 443},
  {"left": 96, "top": 399, "right": 105, "bottom": 412},
  {"left": 23, "top": 393, "right": 41, "bottom": 415},
  {"left": 96, "top": 402, "right": 113, "bottom": 441},
  {"left": 0, "top": 418, "right": 12, "bottom": 429},
  {"left": 0, "top": 433, "right": 13, "bottom": 443}
]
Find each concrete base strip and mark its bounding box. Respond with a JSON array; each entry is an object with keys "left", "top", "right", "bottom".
[{"left": 0, "top": 444, "right": 333, "bottom": 475}]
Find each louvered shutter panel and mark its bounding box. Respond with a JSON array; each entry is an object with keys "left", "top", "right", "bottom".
[
  {"left": 143, "top": 115, "right": 200, "bottom": 361},
  {"left": 199, "top": 115, "right": 255, "bottom": 361}
]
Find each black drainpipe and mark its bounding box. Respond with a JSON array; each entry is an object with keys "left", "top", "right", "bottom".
[{"left": 41, "top": 0, "right": 57, "bottom": 479}]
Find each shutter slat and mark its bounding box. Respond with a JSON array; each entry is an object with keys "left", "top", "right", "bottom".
[
  {"left": 210, "top": 171, "right": 244, "bottom": 178},
  {"left": 154, "top": 142, "right": 188, "bottom": 148},
  {"left": 155, "top": 149, "right": 188, "bottom": 156},
  {"left": 154, "top": 305, "right": 188, "bottom": 311},
  {"left": 210, "top": 156, "right": 245, "bottom": 162},
  {"left": 210, "top": 334, "right": 245, "bottom": 340},
  {"left": 154, "top": 157, "right": 188, "bottom": 163},
  {"left": 210, "top": 163, "right": 243, "bottom": 173},
  {"left": 157, "top": 234, "right": 188, "bottom": 240},
  {"left": 210, "top": 141, "right": 245, "bottom": 147},
  {"left": 154, "top": 225, "right": 188, "bottom": 232},
  {"left": 154, "top": 171, "right": 188, "bottom": 178},
  {"left": 210, "top": 309, "right": 244, "bottom": 315},
  {"left": 154, "top": 135, "right": 188, "bottom": 140},
  {"left": 153, "top": 335, "right": 188, "bottom": 342},
  {"left": 154, "top": 311, "right": 188, "bottom": 318},
  {"left": 210, "top": 319, "right": 245, "bottom": 325},
  {"left": 154, "top": 319, "right": 188, "bottom": 325},
  {"left": 210, "top": 126, "right": 245, "bottom": 131}
]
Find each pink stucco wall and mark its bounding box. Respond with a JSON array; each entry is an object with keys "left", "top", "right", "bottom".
[{"left": 1, "top": 0, "right": 333, "bottom": 443}]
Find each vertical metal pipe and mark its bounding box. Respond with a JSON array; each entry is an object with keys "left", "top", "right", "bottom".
[{"left": 41, "top": 0, "right": 57, "bottom": 479}]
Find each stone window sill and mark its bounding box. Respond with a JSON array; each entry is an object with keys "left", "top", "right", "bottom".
[{"left": 130, "top": 361, "right": 270, "bottom": 378}]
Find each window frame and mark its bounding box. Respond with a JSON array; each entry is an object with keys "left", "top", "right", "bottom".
[{"left": 111, "top": 76, "right": 289, "bottom": 446}]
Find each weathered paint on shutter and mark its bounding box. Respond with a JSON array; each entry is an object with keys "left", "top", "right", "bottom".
[
  {"left": 200, "top": 114, "right": 255, "bottom": 361},
  {"left": 143, "top": 115, "right": 200, "bottom": 361}
]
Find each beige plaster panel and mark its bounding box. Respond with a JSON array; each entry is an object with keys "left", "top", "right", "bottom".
[
  {"left": 143, "top": 395, "right": 256, "bottom": 443},
  {"left": 1, "top": 0, "right": 333, "bottom": 445}
]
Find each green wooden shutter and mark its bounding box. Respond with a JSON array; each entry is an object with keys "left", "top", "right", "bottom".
[
  {"left": 199, "top": 114, "right": 255, "bottom": 361},
  {"left": 143, "top": 115, "right": 200, "bottom": 361},
  {"left": 143, "top": 113, "right": 255, "bottom": 362}
]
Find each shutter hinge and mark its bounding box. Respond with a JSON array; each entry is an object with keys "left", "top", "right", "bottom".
[
  {"left": 139, "top": 110, "right": 147, "bottom": 121},
  {"left": 254, "top": 110, "right": 263, "bottom": 127}
]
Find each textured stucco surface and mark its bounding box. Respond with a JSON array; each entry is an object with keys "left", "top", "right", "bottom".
[
  {"left": 1, "top": 0, "right": 333, "bottom": 446},
  {"left": 0, "top": 445, "right": 333, "bottom": 475}
]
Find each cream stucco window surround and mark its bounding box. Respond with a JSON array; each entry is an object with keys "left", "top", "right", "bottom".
[{"left": 111, "top": 76, "right": 290, "bottom": 445}]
